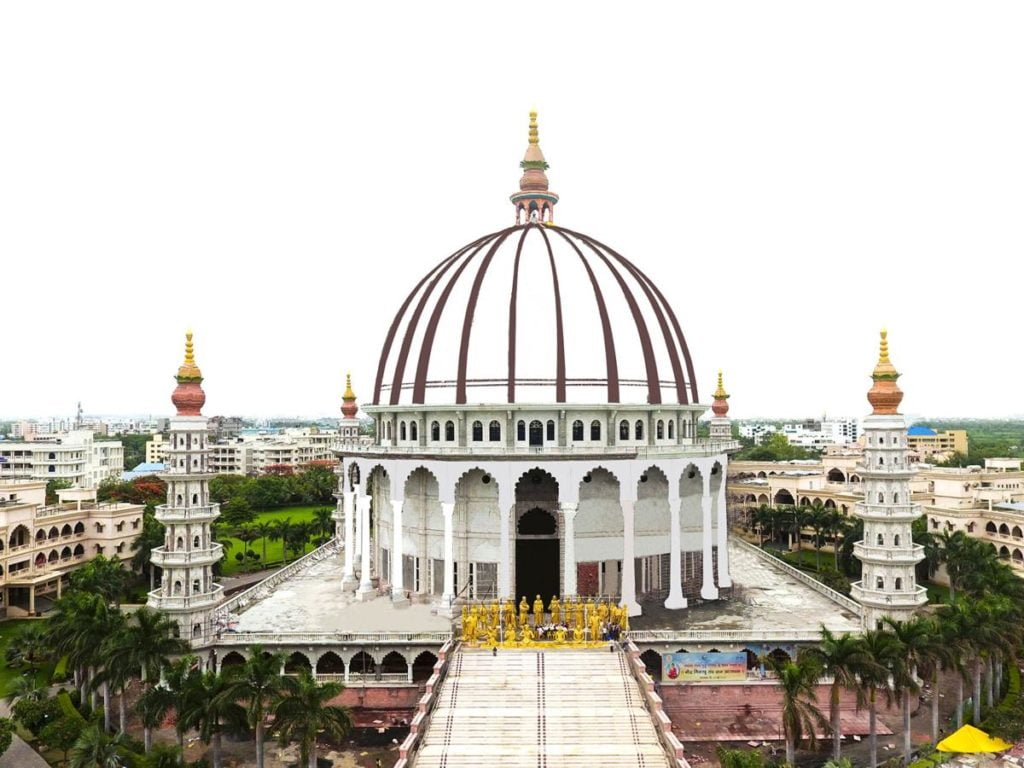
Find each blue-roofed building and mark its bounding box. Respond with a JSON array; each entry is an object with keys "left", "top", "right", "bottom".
[
  {"left": 122, "top": 461, "right": 167, "bottom": 481},
  {"left": 906, "top": 425, "right": 967, "bottom": 460},
  {"left": 907, "top": 425, "right": 937, "bottom": 437}
]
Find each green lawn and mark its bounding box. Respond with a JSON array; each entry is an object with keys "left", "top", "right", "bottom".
[{"left": 218, "top": 505, "right": 332, "bottom": 576}]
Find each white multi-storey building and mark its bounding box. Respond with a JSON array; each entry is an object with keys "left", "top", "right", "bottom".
[
  {"left": 147, "top": 333, "right": 224, "bottom": 641},
  {"left": 0, "top": 430, "right": 124, "bottom": 489},
  {"left": 850, "top": 331, "right": 927, "bottom": 627}
]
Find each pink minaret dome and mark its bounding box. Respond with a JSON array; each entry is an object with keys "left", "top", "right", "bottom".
[
  {"left": 171, "top": 330, "right": 206, "bottom": 417},
  {"left": 510, "top": 110, "right": 559, "bottom": 224},
  {"left": 341, "top": 373, "right": 359, "bottom": 418},
  {"left": 711, "top": 370, "right": 729, "bottom": 418}
]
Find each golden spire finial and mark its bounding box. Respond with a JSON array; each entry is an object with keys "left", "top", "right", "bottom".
[
  {"left": 184, "top": 329, "right": 195, "bottom": 366},
  {"left": 343, "top": 372, "right": 356, "bottom": 400},
  {"left": 878, "top": 328, "right": 889, "bottom": 364},
  {"left": 528, "top": 110, "right": 539, "bottom": 145},
  {"left": 175, "top": 329, "right": 202, "bottom": 382},
  {"left": 713, "top": 370, "right": 728, "bottom": 399}
]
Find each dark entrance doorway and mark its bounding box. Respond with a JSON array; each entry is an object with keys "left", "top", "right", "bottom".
[
  {"left": 515, "top": 507, "right": 559, "bottom": 600},
  {"left": 516, "top": 539, "right": 559, "bottom": 602},
  {"left": 528, "top": 420, "right": 543, "bottom": 447}
]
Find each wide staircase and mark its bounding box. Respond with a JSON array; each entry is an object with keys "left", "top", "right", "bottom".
[{"left": 413, "top": 648, "right": 672, "bottom": 767}]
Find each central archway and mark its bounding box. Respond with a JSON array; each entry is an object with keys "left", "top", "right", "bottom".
[{"left": 514, "top": 469, "right": 560, "bottom": 602}]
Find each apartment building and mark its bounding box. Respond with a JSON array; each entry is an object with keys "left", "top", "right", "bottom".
[{"left": 0, "top": 430, "right": 124, "bottom": 488}]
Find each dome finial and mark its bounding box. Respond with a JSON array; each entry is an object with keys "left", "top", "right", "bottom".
[
  {"left": 712, "top": 370, "right": 730, "bottom": 417},
  {"left": 341, "top": 371, "right": 359, "bottom": 418},
  {"left": 867, "top": 328, "right": 903, "bottom": 415},
  {"left": 511, "top": 109, "right": 559, "bottom": 225},
  {"left": 171, "top": 329, "right": 206, "bottom": 416}
]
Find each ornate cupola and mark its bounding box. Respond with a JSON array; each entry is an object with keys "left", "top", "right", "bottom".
[
  {"left": 867, "top": 329, "right": 903, "bottom": 415},
  {"left": 510, "top": 110, "right": 559, "bottom": 224},
  {"left": 171, "top": 330, "right": 206, "bottom": 416},
  {"left": 709, "top": 370, "right": 732, "bottom": 440},
  {"left": 341, "top": 373, "right": 359, "bottom": 418}
]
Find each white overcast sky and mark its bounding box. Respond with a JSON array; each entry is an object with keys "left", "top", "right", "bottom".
[{"left": 2, "top": 2, "right": 1022, "bottom": 421}]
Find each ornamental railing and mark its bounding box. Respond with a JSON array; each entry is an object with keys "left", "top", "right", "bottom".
[
  {"left": 217, "top": 630, "right": 451, "bottom": 645},
  {"left": 339, "top": 440, "right": 741, "bottom": 458},
  {"left": 629, "top": 628, "right": 828, "bottom": 643},
  {"left": 731, "top": 537, "right": 863, "bottom": 616}
]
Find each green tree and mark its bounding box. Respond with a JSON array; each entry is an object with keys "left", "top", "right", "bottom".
[
  {"left": 130, "top": 512, "right": 166, "bottom": 590},
  {"left": 716, "top": 746, "right": 768, "bottom": 768},
  {"left": 774, "top": 656, "right": 827, "bottom": 766},
  {"left": 313, "top": 507, "right": 334, "bottom": 544},
  {"left": 69, "top": 555, "right": 129, "bottom": 606},
  {"left": 220, "top": 646, "right": 286, "bottom": 768},
  {"left": 46, "top": 478, "right": 74, "bottom": 504},
  {"left": 884, "top": 617, "right": 931, "bottom": 763},
  {"left": 221, "top": 497, "right": 255, "bottom": 527},
  {"left": 270, "top": 519, "right": 294, "bottom": 565},
  {"left": 68, "top": 724, "right": 131, "bottom": 768},
  {"left": 802, "top": 626, "right": 874, "bottom": 760},
  {"left": 273, "top": 669, "right": 352, "bottom": 768},
  {"left": 3, "top": 621, "right": 52, "bottom": 675},
  {"left": 39, "top": 715, "right": 84, "bottom": 765},
  {"left": 133, "top": 743, "right": 182, "bottom": 768},
  {"left": 254, "top": 520, "right": 274, "bottom": 569}
]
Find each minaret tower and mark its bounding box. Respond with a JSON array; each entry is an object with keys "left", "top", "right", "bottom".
[
  {"left": 510, "top": 110, "right": 559, "bottom": 224},
  {"left": 339, "top": 373, "right": 360, "bottom": 446},
  {"left": 850, "top": 330, "right": 927, "bottom": 628},
  {"left": 148, "top": 331, "right": 224, "bottom": 641},
  {"left": 709, "top": 371, "right": 732, "bottom": 440}
]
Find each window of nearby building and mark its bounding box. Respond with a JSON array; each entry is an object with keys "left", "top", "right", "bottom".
[
  {"left": 572, "top": 420, "right": 584, "bottom": 441},
  {"left": 517, "top": 421, "right": 526, "bottom": 441},
  {"left": 668, "top": 420, "right": 675, "bottom": 439},
  {"left": 410, "top": 422, "right": 418, "bottom": 441},
  {"left": 619, "top": 421, "right": 629, "bottom": 440},
  {"left": 656, "top": 420, "right": 664, "bottom": 440},
  {"left": 591, "top": 420, "right": 601, "bottom": 441},
  {"left": 635, "top": 420, "right": 644, "bottom": 441},
  {"left": 546, "top": 420, "right": 555, "bottom": 442},
  {"left": 400, "top": 422, "right": 407, "bottom": 441},
  {"left": 472, "top": 421, "right": 483, "bottom": 442},
  {"left": 445, "top": 421, "right": 455, "bottom": 442},
  {"left": 489, "top": 421, "right": 501, "bottom": 441}
]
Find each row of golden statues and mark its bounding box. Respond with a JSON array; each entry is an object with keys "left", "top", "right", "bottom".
[{"left": 459, "top": 595, "right": 629, "bottom": 646}]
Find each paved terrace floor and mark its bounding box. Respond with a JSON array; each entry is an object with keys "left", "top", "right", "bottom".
[
  {"left": 231, "top": 556, "right": 451, "bottom": 634},
  {"left": 231, "top": 541, "right": 859, "bottom": 636},
  {"left": 633, "top": 541, "right": 862, "bottom": 635}
]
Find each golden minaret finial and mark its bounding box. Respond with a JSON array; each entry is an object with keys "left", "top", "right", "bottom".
[
  {"left": 528, "top": 110, "right": 539, "bottom": 144},
  {"left": 878, "top": 327, "right": 890, "bottom": 364},
  {"left": 867, "top": 328, "right": 902, "bottom": 414},
  {"left": 713, "top": 370, "right": 728, "bottom": 399},
  {"left": 343, "top": 372, "right": 356, "bottom": 400},
  {"left": 175, "top": 329, "right": 202, "bottom": 382}
]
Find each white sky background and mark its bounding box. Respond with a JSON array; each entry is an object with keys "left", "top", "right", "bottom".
[{"left": 1, "top": 2, "right": 1022, "bottom": 420}]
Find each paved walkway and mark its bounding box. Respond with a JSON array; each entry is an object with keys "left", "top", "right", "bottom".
[{"left": 0, "top": 701, "right": 48, "bottom": 768}]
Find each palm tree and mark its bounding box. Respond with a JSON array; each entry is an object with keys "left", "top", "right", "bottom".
[
  {"left": 68, "top": 724, "right": 130, "bottom": 768},
  {"left": 254, "top": 520, "right": 273, "bottom": 569},
  {"left": 137, "top": 655, "right": 198, "bottom": 754},
  {"left": 884, "top": 617, "right": 931, "bottom": 764},
  {"left": 752, "top": 505, "right": 773, "bottom": 547},
  {"left": 219, "top": 646, "right": 286, "bottom": 768},
  {"left": 235, "top": 525, "right": 260, "bottom": 570},
  {"left": 313, "top": 507, "right": 334, "bottom": 544},
  {"left": 860, "top": 628, "right": 899, "bottom": 768},
  {"left": 3, "top": 621, "right": 52, "bottom": 676},
  {"left": 4, "top": 675, "right": 48, "bottom": 705},
  {"left": 802, "top": 627, "right": 874, "bottom": 760},
  {"left": 105, "top": 607, "right": 188, "bottom": 751},
  {"left": 270, "top": 518, "right": 293, "bottom": 565},
  {"left": 273, "top": 668, "right": 353, "bottom": 768},
  {"left": 914, "top": 618, "right": 953, "bottom": 746},
  {"left": 937, "top": 601, "right": 973, "bottom": 729},
  {"left": 774, "top": 656, "right": 828, "bottom": 766},
  {"left": 806, "top": 501, "right": 828, "bottom": 570},
  {"left": 180, "top": 670, "right": 246, "bottom": 768},
  {"left": 133, "top": 743, "right": 182, "bottom": 768}
]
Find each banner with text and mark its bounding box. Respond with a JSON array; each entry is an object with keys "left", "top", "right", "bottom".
[{"left": 662, "top": 652, "right": 747, "bottom": 682}]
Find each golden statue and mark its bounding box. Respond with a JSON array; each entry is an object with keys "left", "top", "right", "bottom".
[
  {"left": 620, "top": 605, "right": 629, "bottom": 632},
  {"left": 502, "top": 599, "right": 515, "bottom": 628},
  {"left": 549, "top": 596, "right": 561, "bottom": 625},
  {"left": 589, "top": 613, "right": 601, "bottom": 642},
  {"left": 554, "top": 627, "right": 566, "bottom": 643},
  {"left": 532, "top": 594, "right": 545, "bottom": 626},
  {"left": 597, "top": 600, "right": 609, "bottom": 622},
  {"left": 519, "top": 624, "right": 534, "bottom": 645},
  {"left": 572, "top": 625, "right": 584, "bottom": 643},
  {"left": 573, "top": 599, "right": 584, "bottom": 629},
  {"left": 518, "top": 596, "right": 529, "bottom": 627}
]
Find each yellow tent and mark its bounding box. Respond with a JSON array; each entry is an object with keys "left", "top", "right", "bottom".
[{"left": 936, "top": 724, "right": 1013, "bottom": 753}]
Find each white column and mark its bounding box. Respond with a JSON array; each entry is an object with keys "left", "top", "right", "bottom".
[
  {"left": 714, "top": 469, "right": 732, "bottom": 588},
  {"left": 561, "top": 502, "right": 578, "bottom": 598},
  {"left": 341, "top": 490, "right": 356, "bottom": 588},
  {"left": 391, "top": 499, "right": 408, "bottom": 605},
  {"left": 498, "top": 491, "right": 512, "bottom": 599},
  {"left": 356, "top": 494, "right": 374, "bottom": 600},
  {"left": 441, "top": 502, "right": 455, "bottom": 613},
  {"left": 700, "top": 473, "right": 719, "bottom": 600},
  {"left": 353, "top": 485, "right": 363, "bottom": 558},
  {"left": 620, "top": 499, "right": 641, "bottom": 616},
  {"left": 665, "top": 495, "right": 687, "bottom": 609}
]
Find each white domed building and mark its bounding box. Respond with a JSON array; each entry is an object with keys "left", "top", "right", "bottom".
[{"left": 337, "top": 113, "right": 739, "bottom": 617}]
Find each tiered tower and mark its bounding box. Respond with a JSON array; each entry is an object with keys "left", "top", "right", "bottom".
[
  {"left": 339, "top": 373, "right": 361, "bottom": 446},
  {"left": 850, "top": 330, "right": 927, "bottom": 628},
  {"left": 148, "top": 331, "right": 224, "bottom": 641},
  {"left": 709, "top": 371, "right": 732, "bottom": 440}
]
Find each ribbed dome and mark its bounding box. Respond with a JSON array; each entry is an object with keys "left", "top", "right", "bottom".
[{"left": 372, "top": 224, "right": 699, "bottom": 407}]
